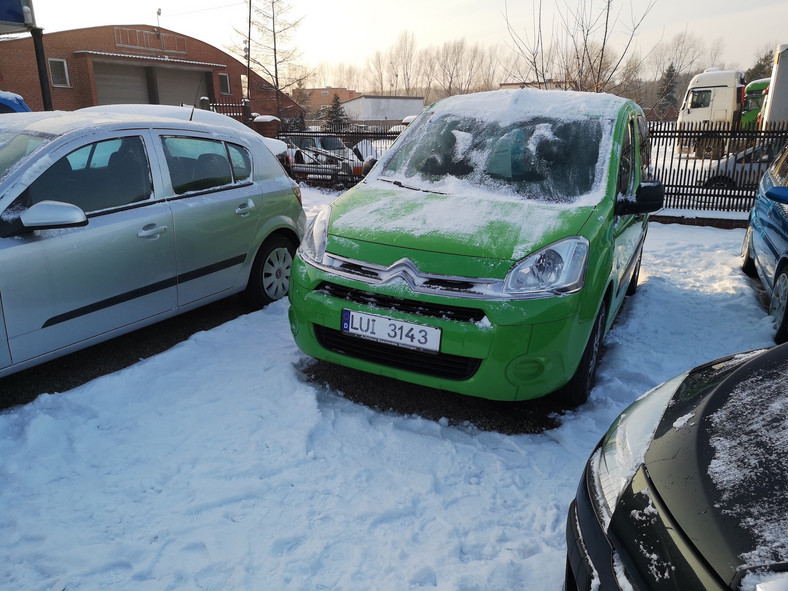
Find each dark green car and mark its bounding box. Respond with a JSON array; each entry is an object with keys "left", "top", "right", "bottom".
[{"left": 288, "top": 89, "right": 663, "bottom": 406}]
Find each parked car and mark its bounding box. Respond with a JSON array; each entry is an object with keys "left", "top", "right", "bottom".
[
  {"left": 282, "top": 133, "right": 362, "bottom": 179},
  {"left": 698, "top": 138, "right": 787, "bottom": 189},
  {"left": 288, "top": 88, "right": 663, "bottom": 407},
  {"left": 0, "top": 90, "right": 31, "bottom": 113},
  {"left": 0, "top": 105, "right": 305, "bottom": 378},
  {"left": 742, "top": 144, "right": 788, "bottom": 343},
  {"left": 565, "top": 343, "right": 788, "bottom": 590}
]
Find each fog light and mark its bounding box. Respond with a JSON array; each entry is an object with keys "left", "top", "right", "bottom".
[
  {"left": 288, "top": 307, "right": 299, "bottom": 336},
  {"left": 506, "top": 356, "right": 545, "bottom": 384}
]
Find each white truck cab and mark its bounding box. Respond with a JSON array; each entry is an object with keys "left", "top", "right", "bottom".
[
  {"left": 760, "top": 44, "right": 788, "bottom": 128},
  {"left": 677, "top": 68, "right": 745, "bottom": 158}
]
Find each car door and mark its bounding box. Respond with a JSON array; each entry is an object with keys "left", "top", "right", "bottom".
[
  {"left": 611, "top": 115, "right": 644, "bottom": 308},
  {"left": 0, "top": 132, "right": 176, "bottom": 367},
  {"left": 155, "top": 134, "right": 263, "bottom": 307}
]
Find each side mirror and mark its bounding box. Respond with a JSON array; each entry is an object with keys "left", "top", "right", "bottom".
[
  {"left": 765, "top": 186, "right": 788, "bottom": 204},
  {"left": 616, "top": 180, "right": 664, "bottom": 216},
  {"left": 20, "top": 200, "right": 88, "bottom": 231},
  {"left": 362, "top": 158, "right": 377, "bottom": 177}
]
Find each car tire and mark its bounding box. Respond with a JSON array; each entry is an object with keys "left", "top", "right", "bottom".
[
  {"left": 769, "top": 270, "right": 788, "bottom": 344},
  {"left": 245, "top": 235, "right": 296, "bottom": 308},
  {"left": 554, "top": 300, "right": 607, "bottom": 408},
  {"left": 741, "top": 225, "right": 758, "bottom": 278},
  {"left": 626, "top": 250, "right": 642, "bottom": 296}
]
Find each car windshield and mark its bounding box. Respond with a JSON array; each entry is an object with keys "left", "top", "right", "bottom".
[
  {"left": 320, "top": 136, "right": 346, "bottom": 151},
  {"left": 373, "top": 112, "right": 610, "bottom": 203},
  {"left": 0, "top": 130, "right": 52, "bottom": 182}
]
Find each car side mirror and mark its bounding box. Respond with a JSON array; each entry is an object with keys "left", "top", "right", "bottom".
[
  {"left": 362, "top": 158, "right": 377, "bottom": 177},
  {"left": 20, "top": 200, "right": 88, "bottom": 231},
  {"left": 765, "top": 186, "right": 788, "bottom": 204},
  {"left": 616, "top": 180, "right": 664, "bottom": 216}
]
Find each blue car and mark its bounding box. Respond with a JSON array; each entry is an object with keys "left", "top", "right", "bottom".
[
  {"left": 742, "top": 144, "right": 788, "bottom": 343},
  {"left": 0, "top": 90, "right": 31, "bottom": 113}
]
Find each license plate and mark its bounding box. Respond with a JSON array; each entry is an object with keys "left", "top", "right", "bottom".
[{"left": 341, "top": 309, "right": 441, "bottom": 352}]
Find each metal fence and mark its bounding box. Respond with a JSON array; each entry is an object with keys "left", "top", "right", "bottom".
[
  {"left": 649, "top": 121, "right": 788, "bottom": 213},
  {"left": 276, "top": 121, "right": 788, "bottom": 211}
]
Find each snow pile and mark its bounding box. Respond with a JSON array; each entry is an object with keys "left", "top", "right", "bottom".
[{"left": 0, "top": 186, "right": 778, "bottom": 589}]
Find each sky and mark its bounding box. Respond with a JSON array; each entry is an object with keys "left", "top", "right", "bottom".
[
  {"left": 0, "top": 184, "right": 782, "bottom": 589},
  {"left": 19, "top": 0, "right": 788, "bottom": 76}
]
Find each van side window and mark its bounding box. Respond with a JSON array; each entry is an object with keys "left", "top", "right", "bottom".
[
  {"left": 161, "top": 137, "right": 233, "bottom": 194},
  {"left": 25, "top": 136, "right": 152, "bottom": 212},
  {"left": 617, "top": 121, "right": 635, "bottom": 197}
]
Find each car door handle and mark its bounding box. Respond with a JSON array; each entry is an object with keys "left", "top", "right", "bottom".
[
  {"left": 235, "top": 199, "right": 256, "bottom": 217},
  {"left": 137, "top": 224, "right": 168, "bottom": 239}
]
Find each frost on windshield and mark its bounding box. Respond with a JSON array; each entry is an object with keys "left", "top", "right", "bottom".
[
  {"left": 707, "top": 361, "right": 788, "bottom": 572},
  {"left": 376, "top": 112, "right": 608, "bottom": 204}
]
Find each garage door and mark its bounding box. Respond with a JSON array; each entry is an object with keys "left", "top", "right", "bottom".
[
  {"left": 94, "top": 62, "right": 149, "bottom": 105},
  {"left": 155, "top": 68, "right": 208, "bottom": 106}
]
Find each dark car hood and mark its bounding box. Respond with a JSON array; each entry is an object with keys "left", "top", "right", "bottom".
[{"left": 643, "top": 346, "right": 788, "bottom": 587}]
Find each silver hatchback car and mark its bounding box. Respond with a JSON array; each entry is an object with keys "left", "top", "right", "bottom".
[{"left": 0, "top": 105, "right": 305, "bottom": 378}]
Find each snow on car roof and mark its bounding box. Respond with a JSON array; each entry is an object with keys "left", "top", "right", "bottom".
[
  {"left": 428, "top": 87, "right": 629, "bottom": 125},
  {"left": 0, "top": 105, "right": 260, "bottom": 140}
]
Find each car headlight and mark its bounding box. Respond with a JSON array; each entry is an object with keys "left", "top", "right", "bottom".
[
  {"left": 590, "top": 371, "right": 688, "bottom": 529},
  {"left": 503, "top": 237, "right": 589, "bottom": 297},
  {"left": 298, "top": 205, "right": 332, "bottom": 265}
]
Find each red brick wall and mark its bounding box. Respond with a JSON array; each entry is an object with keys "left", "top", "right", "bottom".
[{"left": 0, "top": 24, "right": 302, "bottom": 120}]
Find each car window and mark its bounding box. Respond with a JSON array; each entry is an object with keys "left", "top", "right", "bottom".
[
  {"left": 320, "top": 136, "right": 346, "bottom": 150},
  {"left": 773, "top": 147, "right": 788, "bottom": 187},
  {"left": 227, "top": 143, "right": 252, "bottom": 181},
  {"left": 161, "top": 136, "right": 233, "bottom": 195},
  {"left": 24, "top": 136, "right": 152, "bottom": 212}
]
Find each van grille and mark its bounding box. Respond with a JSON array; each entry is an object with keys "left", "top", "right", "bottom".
[
  {"left": 316, "top": 282, "right": 486, "bottom": 323},
  {"left": 314, "top": 325, "right": 482, "bottom": 381}
]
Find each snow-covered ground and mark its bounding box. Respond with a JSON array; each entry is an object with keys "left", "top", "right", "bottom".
[{"left": 0, "top": 186, "right": 777, "bottom": 590}]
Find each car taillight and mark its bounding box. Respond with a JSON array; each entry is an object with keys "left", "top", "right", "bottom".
[{"left": 292, "top": 185, "right": 302, "bottom": 203}]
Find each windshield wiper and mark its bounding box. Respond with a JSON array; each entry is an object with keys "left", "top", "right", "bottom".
[{"left": 379, "top": 177, "right": 446, "bottom": 195}]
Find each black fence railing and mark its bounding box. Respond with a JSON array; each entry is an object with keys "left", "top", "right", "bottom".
[
  {"left": 278, "top": 121, "right": 788, "bottom": 212},
  {"left": 649, "top": 121, "right": 788, "bottom": 213}
]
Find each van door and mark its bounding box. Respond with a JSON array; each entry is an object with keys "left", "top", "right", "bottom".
[{"left": 611, "top": 117, "right": 644, "bottom": 313}]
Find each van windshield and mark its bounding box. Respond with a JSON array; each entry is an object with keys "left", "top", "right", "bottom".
[{"left": 373, "top": 112, "right": 611, "bottom": 204}]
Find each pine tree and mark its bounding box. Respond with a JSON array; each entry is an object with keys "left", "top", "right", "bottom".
[
  {"left": 655, "top": 63, "right": 679, "bottom": 117},
  {"left": 745, "top": 49, "right": 773, "bottom": 82},
  {"left": 323, "top": 94, "right": 349, "bottom": 130}
]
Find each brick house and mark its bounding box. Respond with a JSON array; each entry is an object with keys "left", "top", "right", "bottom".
[
  {"left": 292, "top": 86, "right": 362, "bottom": 119},
  {"left": 0, "top": 24, "right": 303, "bottom": 128}
]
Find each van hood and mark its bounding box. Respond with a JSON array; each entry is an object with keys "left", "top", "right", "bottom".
[{"left": 327, "top": 182, "right": 597, "bottom": 262}]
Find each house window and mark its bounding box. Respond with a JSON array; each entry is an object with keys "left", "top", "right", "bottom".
[
  {"left": 321, "top": 90, "right": 329, "bottom": 96},
  {"left": 49, "top": 59, "right": 70, "bottom": 87},
  {"left": 219, "top": 73, "right": 231, "bottom": 95}
]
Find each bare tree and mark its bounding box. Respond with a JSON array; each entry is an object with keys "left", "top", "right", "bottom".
[
  {"left": 505, "top": 0, "right": 656, "bottom": 92},
  {"left": 240, "top": 0, "right": 310, "bottom": 117}
]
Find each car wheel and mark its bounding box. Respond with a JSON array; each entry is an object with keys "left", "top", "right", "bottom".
[
  {"left": 245, "top": 235, "right": 296, "bottom": 308},
  {"left": 769, "top": 270, "right": 788, "bottom": 344},
  {"left": 626, "top": 250, "right": 642, "bottom": 296},
  {"left": 554, "top": 300, "right": 607, "bottom": 408},
  {"left": 741, "top": 225, "right": 758, "bottom": 278}
]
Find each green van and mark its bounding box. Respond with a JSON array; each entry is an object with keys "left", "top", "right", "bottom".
[{"left": 288, "top": 89, "right": 663, "bottom": 406}]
